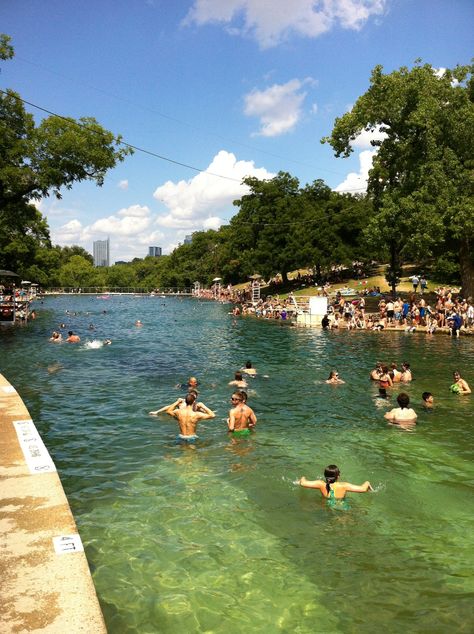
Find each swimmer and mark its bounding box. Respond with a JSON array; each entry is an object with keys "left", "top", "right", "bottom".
[
  {"left": 400, "top": 362, "right": 412, "bottom": 382},
  {"left": 135, "top": 320, "right": 143, "bottom": 327},
  {"left": 149, "top": 390, "right": 206, "bottom": 415},
  {"left": 378, "top": 366, "right": 393, "bottom": 397},
  {"left": 390, "top": 363, "right": 402, "bottom": 383},
  {"left": 165, "top": 393, "right": 216, "bottom": 442},
  {"left": 66, "top": 331, "right": 80, "bottom": 343},
  {"left": 422, "top": 392, "right": 434, "bottom": 408},
  {"left": 241, "top": 360, "right": 257, "bottom": 376},
  {"left": 49, "top": 331, "right": 62, "bottom": 342},
  {"left": 228, "top": 371, "right": 248, "bottom": 389},
  {"left": 298, "top": 464, "right": 373, "bottom": 501},
  {"left": 370, "top": 362, "right": 383, "bottom": 381},
  {"left": 450, "top": 371, "right": 471, "bottom": 395},
  {"left": 227, "top": 391, "right": 257, "bottom": 436},
  {"left": 326, "top": 370, "right": 345, "bottom": 384},
  {"left": 103, "top": 339, "right": 112, "bottom": 345},
  {"left": 384, "top": 393, "right": 417, "bottom": 425}
]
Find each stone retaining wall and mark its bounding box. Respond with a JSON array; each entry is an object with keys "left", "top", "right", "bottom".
[{"left": 0, "top": 373, "right": 106, "bottom": 633}]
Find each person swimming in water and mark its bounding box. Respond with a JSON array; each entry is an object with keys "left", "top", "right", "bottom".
[
  {"left": 422, "top": 392, "right": 434, "bottom": 408},
  {"left": 165, "top": 393, "right": 216, "bottom": 443},
  {"left": 384, "top": 392, "right": 417, "bottom": 427},
  {"left": 450, "top": 371, "right": 471, "bottom": 395},
  {"left": 227, "top": 391, "right": 257, "bottom": 436},
  {"left": 298, "top": 465, "right": 373, "bottom": 502},
  {"left": 228, "top": 371, "right": 248, "bottom": 388},
  {"left": 378, "top": 365, "right": 393, "bottom": 397},
  {"left": 241, "top": 360, "right": 257, "bottom": 376},
  {"left": 326, "top": 370, "right": 345, "bottom": 384}
]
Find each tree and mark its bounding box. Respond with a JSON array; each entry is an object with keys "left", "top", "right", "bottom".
[
  {"left": 0, "top": 34, "right": 132, "bottom": 275},
  {"left": 324, "top": 61, "right": 474, "bottom": 297},
  {"left": 230, "top": 172, "right": 301, "bottom": 283}
]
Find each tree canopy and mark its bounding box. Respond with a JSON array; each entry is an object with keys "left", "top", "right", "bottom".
[{"left": 324, "top": 61, "right": 474, "bottom": 297}]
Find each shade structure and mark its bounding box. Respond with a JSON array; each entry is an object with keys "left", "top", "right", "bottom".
[{"left": 0, "top": 270, "right": 19, "bottom": 277}]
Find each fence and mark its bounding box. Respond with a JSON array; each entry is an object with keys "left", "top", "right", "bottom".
[{"left": 45, "top": 287, "right": 194, "bottom": 295}]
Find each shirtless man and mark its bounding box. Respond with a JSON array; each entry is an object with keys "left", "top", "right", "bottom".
[
  {"left": 228, "top": 391, "right": 257, "bottom": 437},
  {"left": 228, "top": 371, "right": 248, "bottom": 388},
  {"left": 66, "top": 330, "right": 80, "bottom": 343},
  {"left": 370, "top": 362, "right": 383, "bottom": 381},
  {"left": 165, "top": 393, "right": 215, "bottom": 442}
]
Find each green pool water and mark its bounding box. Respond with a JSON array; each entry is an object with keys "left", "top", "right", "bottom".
[{"left": 2, "top": 295, "right": 473, "bottom": 633}]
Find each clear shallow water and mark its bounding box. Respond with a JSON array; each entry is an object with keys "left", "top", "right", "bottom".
[{"left": 2, "top": 295, "right": 473, "bottom": 633}]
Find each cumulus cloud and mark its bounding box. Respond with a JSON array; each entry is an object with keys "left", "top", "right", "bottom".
[
  {"left": 153, "top": 150, "right": 274, "bottom": 229},
  {"left": 118, "top": 179, "right": 129, "bottom": 190},
  {"left": 351, "top": 125, "right": 388, "bottom": 149},
  {"left": 244, "top": 78, "right": 314, "bottom": 137},
  {"left": 50, "top": 205, "right": 164, "bottom": 261},
  {"left": 184, "top": 0, "right": 386, "bottom": 48},
  {"left": 334, "top": 149, "right": 376, "bottom": 193}
]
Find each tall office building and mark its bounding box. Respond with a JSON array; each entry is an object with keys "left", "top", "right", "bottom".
[
  {"left": 93, "top": 238, "right": 110, "bottom": 267},
  {"left": 148, "top": 246, "right": 162, "bottom": 257}
]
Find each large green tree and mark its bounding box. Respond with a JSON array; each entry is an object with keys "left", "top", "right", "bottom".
[
  {"left": 0, "top": 34, "right": 132, "bottom": 275},
  {"left": 230, "top": 172, "right": 301, "bottom": 283},
  {"left": 324, "top": 61, "right": 474, "bottom": 297}
]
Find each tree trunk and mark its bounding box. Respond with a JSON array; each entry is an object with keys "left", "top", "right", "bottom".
[
  {"left": 281, "top": 270, "right": 288, "bottom": 284},
  {"left": 459, "top": 236, "right": 474, "bottom": 300}
]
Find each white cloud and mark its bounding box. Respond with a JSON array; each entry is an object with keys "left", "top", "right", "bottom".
[
  {"left": 118, "top": 179, "right": 129, "bottom": 190},
  {"left": 351, "top": 125, "right": 388, "bottom": 149},
  {"left": 334, "top": 149, "right": 376, "bottom": 193},
  {"left": 244, "top": 78, "right": 314, "bottom": 137},
  {"left": 153, "top": 150, "right": 274, "bottom": 228},
  {"left": 184, "top": 0, "right": 386, "bottom": 48},
  {"left": 50, "top": 205, "right": 164, "bottom": 261}
]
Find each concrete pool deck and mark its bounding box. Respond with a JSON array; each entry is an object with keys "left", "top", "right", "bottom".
[{"left": 0, "top": 373, "right": 106, "bottom": 633}]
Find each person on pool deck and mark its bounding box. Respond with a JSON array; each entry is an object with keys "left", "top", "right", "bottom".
[
  {"left": 298, "top": 465, "right": 373, "bottom": 501},
  {"left": 384, "top": 393, "right": 417, "bottom": 425},
  {"left": 228, "top": 391, "right": 257, "bottom": 437},
  {"left": 228, "top": 371, "right": 248, "bottom": 389},
  {"left": 422, "top": 392, "right": 434, "bottom": 408},
  {"left": 241, "top": 360, "right": 257, "bottom": 376},
  {"left": 450, "top": 371, "right": 471, "bottom": 395},
  {"left": 326, "top": 370, "right": 345, "bottom": 384},
  {"left": 165, "top": 393, "right": 215, "bottom": 442}
]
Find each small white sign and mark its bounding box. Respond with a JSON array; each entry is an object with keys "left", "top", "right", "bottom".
[
  {"left": 13, "top": 420, "right": 56, "bottom": 474},
  {"left": 53, "top": 534, "right": 84, "bottom": 554},
  {"left": 309, "top": 296, "right": 328, "bottom": 316},
  {"left": 2, "top": 385, "right": 16, "bottom": 394}
]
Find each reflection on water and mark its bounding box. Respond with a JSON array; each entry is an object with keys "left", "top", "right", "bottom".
[{"left": 2, "top": 295, "right": 473, "bottom": 633}]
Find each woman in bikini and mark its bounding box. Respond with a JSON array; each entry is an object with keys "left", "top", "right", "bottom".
[{"left": 299, "top": 465, "right": 373, "bottom": 503}]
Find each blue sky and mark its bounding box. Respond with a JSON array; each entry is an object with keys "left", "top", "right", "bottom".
[{"left": 1, "top": 0, "right": 473, "bottom": 262}]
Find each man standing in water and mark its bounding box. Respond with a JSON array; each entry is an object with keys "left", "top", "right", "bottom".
[
  {"left": 165, "top": 393, "right": 215, "bottom": 443},
  {"left": 228, "top": 391, "right": 257, "bottom": 436}
]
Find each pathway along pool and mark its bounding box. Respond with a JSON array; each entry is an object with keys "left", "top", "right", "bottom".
[{"left": 2, "top": 295, "right": 473, "bottom": 633}]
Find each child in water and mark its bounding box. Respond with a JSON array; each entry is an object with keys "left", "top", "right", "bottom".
[{"left": 298, "top": 465, "right": 373, "bottom": 501}]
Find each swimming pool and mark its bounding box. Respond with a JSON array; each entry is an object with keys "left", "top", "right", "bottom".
[{"left": 2, "top": 295, "right": 473, "bottom": 632}]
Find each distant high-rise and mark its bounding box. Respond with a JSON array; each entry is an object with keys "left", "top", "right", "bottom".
[
  {"left": 93, "top": 238, "right": 110, "bottom": 267},
  {"left": 148, "top": 246, "right": 162, "bottom": 257}
]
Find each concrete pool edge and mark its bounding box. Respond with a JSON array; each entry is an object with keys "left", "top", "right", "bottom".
[{"left": 0, "top": 373, "right": 107, "bottom": 633}]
